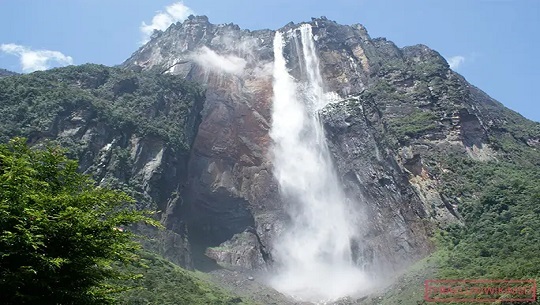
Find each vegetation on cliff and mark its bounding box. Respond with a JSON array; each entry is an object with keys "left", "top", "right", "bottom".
[
  {"left": 0, "top": 67, "right": 248, "bottom": 304},
  {"left": 437, "top": 157, "right": 540, "bottom": 280},
  {"left": 0, "top": 64, "right": 204, "bottom": 150},
  {"left": 353, "top": 44, "right": 540, "bottom": 304},
  {"left": 0, "top": 63, "right": 205, "bottom": 214}
]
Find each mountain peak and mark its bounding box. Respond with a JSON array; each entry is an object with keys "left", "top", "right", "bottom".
[
  {"left": 0, "top": 68, "right": 18, "bottom": 78},
  {"left": 187, "top": 14, "right": 209, "bottom": 23}
]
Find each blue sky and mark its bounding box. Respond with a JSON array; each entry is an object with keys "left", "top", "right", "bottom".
[{"left": 0, "top": 0, "right": 538, "bottom": 121}]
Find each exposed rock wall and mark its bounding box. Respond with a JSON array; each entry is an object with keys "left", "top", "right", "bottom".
[{"left": 120, "top": 15, "right": 538, "bottom": 274}]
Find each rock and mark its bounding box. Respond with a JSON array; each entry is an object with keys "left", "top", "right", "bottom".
[
  {"left": 121, "top": 15, "right": 540, "bottom": 275},
  {"left": 205, "top": 231, "right": 268, "bottom": 269}
]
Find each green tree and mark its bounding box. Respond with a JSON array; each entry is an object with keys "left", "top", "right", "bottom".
[{"left": 0, "top": 138, "right": 158, "bottom": 305}]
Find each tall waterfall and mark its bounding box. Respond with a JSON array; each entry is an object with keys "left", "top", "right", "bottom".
[{"left": 269, "top": 24, "right": 369, "bottom": 302}]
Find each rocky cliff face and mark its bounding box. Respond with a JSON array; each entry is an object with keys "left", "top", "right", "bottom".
[
  {"left": 124, "top": 16, "right": 280, "bottom": 270},
  {"left": 122, "top": 15, "right": 539, "bottom": 276}
]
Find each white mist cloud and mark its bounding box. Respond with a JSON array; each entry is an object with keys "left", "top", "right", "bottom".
[
  {"left": 0, "top": 43, "right": 73, "bottom": 73},
  {"left": 192, "top": 46, "right": 247, "bottom": 75},
  {"left": 447, "top": 55, "right": 465, "bottom": 70},
  {"left": 140, "top": 2, "right": 194, "bottom": 44},
  {"left": 253, "top": 61, "right": 273, "bottom": 77}
]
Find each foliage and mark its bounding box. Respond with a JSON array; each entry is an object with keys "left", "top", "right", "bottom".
[
  {"left": 377, "top": 58, "right": 409, "bottom": 76},
  {"left": 436, "top": 156, "right": 540, "bottom": 283},
  {"left": 489, "top": 132, "right": 540, "bottom": 168},
  {"left": 366, "top": 157, "right": 540, "bottom": 305},
  {"left": 386, "top": 110, "right": 438, "bottom": 142},
  {"left": 0, "top": 64, "right": 204, "bottom": 149},
  {"left": 365, "top": 79, "right": 404, "bottom": 101},
  {"left": 117, "top": 251, "right": 249, "bottom": 305},
  {"left": 0, "top": 138, "right": 159, "bottom": 305},
  {"left": 350, "top": 41, "right": 540, "bottom": 305},
  {"left": 410, "top": 59, "right": 447, "bottom": 82}
]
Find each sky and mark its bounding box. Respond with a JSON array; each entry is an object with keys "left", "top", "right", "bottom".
[{"left": 0, "top": 0, "right": 538, "bottom": 121}]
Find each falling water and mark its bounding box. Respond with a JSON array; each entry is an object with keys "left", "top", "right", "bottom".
[{"left": 269, "top": 24, "right": 369, "bottom": 303}]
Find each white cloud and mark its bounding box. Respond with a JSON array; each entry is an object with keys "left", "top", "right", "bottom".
[
  {"left": 140, "top": 2, "right": 194, "bottom": 44},
  {"left": 0, "top": 43, "right": 73, "bottom": 73},
  {"left": 192, "top": 46, "right": 247, "bottom": 76},
  {"left": 447, "top": 55, "right": 465, "bottom": 70}
]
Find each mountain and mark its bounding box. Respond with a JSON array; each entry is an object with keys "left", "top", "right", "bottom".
[
  {"left": 1, "top": 15, "right": 539, "bottom": 304},
  {"left": 0, "top": 64, "right": 205, "bottom": 268},
  {"left": 122, "top": 14, "right": 539, "bottom": 273},
  {"left": 0, "top": 68, "right": 18, "bottom": 78}
]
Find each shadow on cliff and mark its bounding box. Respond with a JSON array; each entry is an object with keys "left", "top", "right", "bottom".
[{"left": 181, "top": 186, "right": 257, "bottom": 272}]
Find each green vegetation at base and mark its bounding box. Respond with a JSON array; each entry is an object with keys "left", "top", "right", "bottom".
[
  {"left": 0, "top": 138, "right": 159, "bottom": 305},
  {"left": 118, "top": 251, "right": 250, "bottom": 305},
  {"left": 0, "top": 138, "right": 249, "bottom": 305}
]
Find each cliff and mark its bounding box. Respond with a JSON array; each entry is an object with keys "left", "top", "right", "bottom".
[
  {"left": 1, "top": 16, "right": 538, "bottom": 302},
  {"left": 121, "top": 15, "right": 539, "bottom": 276}
]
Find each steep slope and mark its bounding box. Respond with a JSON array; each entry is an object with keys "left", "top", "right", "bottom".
[
  {"left": 118, "top": 251, "right": 253, "bottom": 305},
  {"left": 0, "top": 64, "right": 204, "bottom": 267},
  {"left": 122, "top": 16, "right": 423, "bottom": 275},
  {"left": 124, "top": 15, "right": 281, "bottom": 271},
  {"left": 122, "top": 15, "right": 538, "bottom": 278}
]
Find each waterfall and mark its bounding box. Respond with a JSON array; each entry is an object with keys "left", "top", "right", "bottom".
[{"left": 269, "top": 25, "right": 369, "bottom": 302}]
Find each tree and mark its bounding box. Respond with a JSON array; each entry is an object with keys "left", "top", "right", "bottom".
[{"left": 0, "top": 138, "right": 158, "bottom": 305}]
